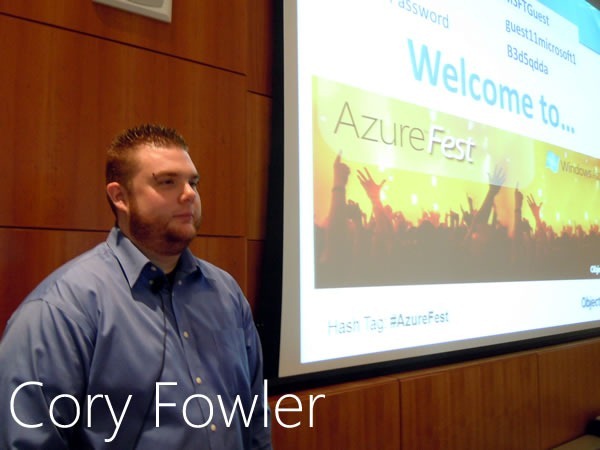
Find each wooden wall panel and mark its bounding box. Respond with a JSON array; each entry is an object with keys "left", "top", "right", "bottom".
[
  {"left": 246, "top": 239, "right": 264, "bottom": 311},
  {"left": 246, "top": 92, "right": 272, "bottom": 240},
  {"left": 0, "top": 0, "right": 247, "bottom": 73},
  {"left": 538, "top": 338, "right": 600, "bottom": 448},
  {"left": 400, "top": 354, "right": 540, "bottom": 450},
  {"left": 247, "top": 0, "right": 274, "bottom": 95},
  {"left": 270, "top": 377, "right": 401, "bottom": 450},
  {"left": 0, "top": 228, "right": 107, "bottom": 334},
  {"left": 0, "top": 15, "right": 246, "bottom": 236}
]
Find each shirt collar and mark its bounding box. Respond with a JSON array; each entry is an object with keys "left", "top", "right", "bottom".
[
  {"left": 106, "top": 227, "right": 203, "bottom": 288},
  {"left": 177, "top": 245, "right": 202, "bottom": 276},
  {"left": 106, "top": 227, "right": 151, "bottom": 288}
]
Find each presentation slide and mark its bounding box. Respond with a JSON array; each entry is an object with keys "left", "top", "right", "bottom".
[{"left": 279, "top": 0, "right": 600, "bottom": 378}]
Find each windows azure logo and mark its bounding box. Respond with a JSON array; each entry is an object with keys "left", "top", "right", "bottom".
[{"left": 545, "top": 151, "right": 559, "bottom": 173}]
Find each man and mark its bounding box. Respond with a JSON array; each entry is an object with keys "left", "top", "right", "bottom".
[{"left": 0, "top": 124, "right": 272, "bottom": 449}]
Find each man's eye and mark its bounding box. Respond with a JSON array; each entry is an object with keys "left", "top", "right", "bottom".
[{"left": 159, "top": 179, "right": 175, "bottom": 185}]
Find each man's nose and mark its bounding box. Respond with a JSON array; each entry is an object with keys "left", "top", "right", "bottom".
[{"left": 180, "top": 183, "right": 197, "bottom": 202}]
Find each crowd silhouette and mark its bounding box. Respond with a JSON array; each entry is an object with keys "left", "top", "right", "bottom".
[{"left": 315, "top": 153, "right": 600, "bottom": 288}]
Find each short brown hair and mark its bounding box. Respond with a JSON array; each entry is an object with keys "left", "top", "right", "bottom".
[{"left": 105, "top": 124, "right": 189, "bottom": 216}]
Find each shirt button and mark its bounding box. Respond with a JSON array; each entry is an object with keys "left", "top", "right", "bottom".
[
  {"left": 178, "top": 280, "right": 182, "bottom": 286},
  {"left": 210, "top": 424, "right": 217, "bottom": 432},
  {"left": 195, "top": 376, "right": 202, "bottom": 384},
  {"left": 183, "top": 331, "right": 190, "bottom": 339},
  {"left": 151, "top": 266, "right": 157, "bottom": 272}
]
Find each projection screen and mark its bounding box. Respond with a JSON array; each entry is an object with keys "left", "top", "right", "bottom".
[{"left": 275, "top": 0, "right": 600, "bottom": 382}]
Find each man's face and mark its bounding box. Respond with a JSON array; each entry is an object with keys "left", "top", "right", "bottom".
[{"left": 125, "top": 145, "right": 202, "bottom": 256}]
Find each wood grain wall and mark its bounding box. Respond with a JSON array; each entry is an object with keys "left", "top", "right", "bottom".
[{"left": 1, "top": 2, "right": 598, "bottom": 449}]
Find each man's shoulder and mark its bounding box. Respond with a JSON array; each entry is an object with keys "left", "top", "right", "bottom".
[
  {"left": 188, "top": 255, "right": 244, "bottom": 295},
  {"left": 8, "top": 241, "right": 117, "bottom": 336},
  {"left": 26, "top": 241, "right": 116, "bottom": 301},
  {"left": 194, "top": 257, "right": 232, "bottom": 280}
]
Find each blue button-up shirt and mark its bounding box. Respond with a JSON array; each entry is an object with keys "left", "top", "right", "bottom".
[{"left": 0, "top": 228, "right": 272, "bottom": 449}]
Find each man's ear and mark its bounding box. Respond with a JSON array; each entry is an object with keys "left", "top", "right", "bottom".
[{"left": 106, "top": 182, "right": 129, "bottom": 215}]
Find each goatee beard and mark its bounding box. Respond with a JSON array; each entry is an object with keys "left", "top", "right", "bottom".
[{"left": 129, "top": 209, "right": 200, "bottom": 256}]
